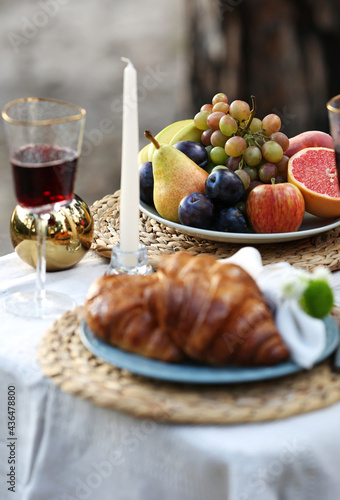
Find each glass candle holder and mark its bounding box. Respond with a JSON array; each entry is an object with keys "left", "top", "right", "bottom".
[{"left": 106, "top": 242, "right": 153, "bottom": 276}]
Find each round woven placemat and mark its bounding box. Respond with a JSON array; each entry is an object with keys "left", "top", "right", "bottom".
[
  {"left": 37, "top": 306, "right": 340, "bottom": 425},
  {"left": 90, "top": 191, "right": 340, "bottom": 271}
]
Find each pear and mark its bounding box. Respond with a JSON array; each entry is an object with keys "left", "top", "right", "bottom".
[{"left": 145, "top": 130, "right": 209, "bottom": 223}]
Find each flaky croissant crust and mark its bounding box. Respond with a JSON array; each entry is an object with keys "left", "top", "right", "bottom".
[{"left": 85, "top": 252, "right": 290, "bottom": 366}]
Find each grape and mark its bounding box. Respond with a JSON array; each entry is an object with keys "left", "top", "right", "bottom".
[
  {"left": 259, "top": 162, "right": 278, "bottom": 183},
  {"left": 262, "top": 113, "right": 281, "bottom": 136},
  {"left": 211, "top": 130, "right": 228, "bottom": 147},
  {"left": 243, "top": 146, "right": 262, "bottom": 167},
  {"left": 200, "top": 103, "right": 213, "bottom": 113},
  {"left": 205, "top": 163, "right": 215, "bottom": 174},
  {"left": 210, "top": 146, "right": 228, "bottom": 165},
  {"left": 192, "top": 95, "right": 290, "bottom": 209},
  {"left": 271, "top": 131, "right": 289, "bottom": 152},
  {"left": 194, "top": 111, "right": 210, "bottom": 130},
  {"left": 235, "top": 169, "right": 251, "bottom": 190},
  {"left": 219, "top": 114, "right": 238, "bottom": 136},
  {"left": 262, "top": 140, "right": 283, "bottom": 163},
  {"left": 247, "top": 180, "right": 264, "bottom": 195},
  {"left": 235, "top": 201, "right": 246, "bottom": 215},
  {"left": 201, "top": 129, "right": 213, "bottom": 146},
  {"left": 225, "top": 136, "right": 247, "bottom": 157},
  {"left": 243, "top": 165, "right": 259, "bottom": 181},
  {"left": 229, "top": 100, "right": 251, "bottom": 122},
  {"left": 207, "top": 111, "right": 226, "bottom": 131},
  {"left": 212, "top": 92, "right": 228, "bottom": 105},
  {"left": 213, "top": 102, "right": 230, "bottom": 114},
  {"left": 254, "top": 136, "right": 265, "bottom": 147},
  {"left": 226, "top": 155, "right": 242, "bottom": 171},
  {"left": 211, "top": 165, "right": 228, "bottom": 172},
  {"left": 276, "top": 155, "right": 289, "bottom": 180},
  {"left": 274, "top": 175, "right": 286, "bottom": 184},
  {"left": 249, "top": 117, "right": 263, "bottom": 133}
]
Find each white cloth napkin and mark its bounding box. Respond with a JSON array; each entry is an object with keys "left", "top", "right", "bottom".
[{"left": 220, "top": 247, "right": 326, "bottom": 369}]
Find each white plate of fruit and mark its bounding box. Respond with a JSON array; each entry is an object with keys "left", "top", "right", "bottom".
[
  {"left": 139, "top": 93, "right": 340, "bottom": 244},
  {"left": 139, "top": 201, "right": 340, "bottom": 244}
]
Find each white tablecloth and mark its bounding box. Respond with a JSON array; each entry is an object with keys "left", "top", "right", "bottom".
[{"left": 1, "top": 251, "right": 340, "bottom": 500}]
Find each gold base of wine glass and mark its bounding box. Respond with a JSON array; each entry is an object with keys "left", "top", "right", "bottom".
[{"left": 10, "top": 194, "right": 93, "bottom": 271}]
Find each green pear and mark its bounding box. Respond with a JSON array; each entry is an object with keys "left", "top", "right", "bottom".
[{"left": 144, "top": 130, "right": 209, "bottom": 223}]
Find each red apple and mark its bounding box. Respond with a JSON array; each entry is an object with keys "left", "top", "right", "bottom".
[{"left": 246, "top": 182, "right": 305, "bottom": 233}]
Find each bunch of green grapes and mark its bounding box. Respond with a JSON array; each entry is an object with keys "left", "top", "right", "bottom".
[{"left": 194, "top": 93, "right": 289, "bottom": 192}]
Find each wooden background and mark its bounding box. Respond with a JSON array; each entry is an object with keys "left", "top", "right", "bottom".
[{"left": 185, "top": 0, "right": 340, "bottom": 137}]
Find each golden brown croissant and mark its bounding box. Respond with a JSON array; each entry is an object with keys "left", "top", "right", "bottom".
[{"left": 85, "top": 252, "right": 290, "bottom": 366}]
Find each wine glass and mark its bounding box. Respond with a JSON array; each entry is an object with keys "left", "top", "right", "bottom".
[
  {"left": 2, "top": 97, "right": 86, "bottom": 318},
  {"left": 327, "top": 94, "right": 340, "bottom": 179}
]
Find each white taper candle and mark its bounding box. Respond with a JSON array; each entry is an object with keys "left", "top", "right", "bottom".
[{"left": 119, "top": 57, "right": 140, "bottom": 265}]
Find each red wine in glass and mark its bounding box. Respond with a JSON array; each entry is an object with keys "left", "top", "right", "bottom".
[{"left": 11, "top": 144, "right": 78, "bottom": 209}]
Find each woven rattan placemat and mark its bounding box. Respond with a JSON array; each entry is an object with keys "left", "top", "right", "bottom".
[
  {"left": 90, "top": 191, "right": 340, "bottom": 271},
  {"left": 37, "top": 306, "right": 340, "bottom": 425}
]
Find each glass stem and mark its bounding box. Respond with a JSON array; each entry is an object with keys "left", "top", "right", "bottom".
[{"left": 34, "top": 213, "right": 49, "bottom": 302}]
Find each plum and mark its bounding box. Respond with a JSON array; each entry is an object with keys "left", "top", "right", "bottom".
[
  {"left": 205, "top": 168, "right": 245, "bottom": 206},
  {"left": 214, "top": 206, "right": 249, "bottom": 233},
  {"left": 178, "top": 192, "right": 214, "bottom": 229},
  {"left": 139, "top": 161, "right": 154, "bottom": 206},
  {"left": 173, "top": 140, "right": 208, "bottom": 169}
]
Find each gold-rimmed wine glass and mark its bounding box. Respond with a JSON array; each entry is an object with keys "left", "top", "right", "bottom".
[
  {"left": 2, "top": 97, "right": 86, "bottom": 318},
  {"left": 327, "top": 94, "right": 340, "bottom": 180}
]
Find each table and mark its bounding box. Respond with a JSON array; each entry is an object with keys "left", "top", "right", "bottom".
[{"left": 1, "top": 250, "right": 340, "bottom": 500}]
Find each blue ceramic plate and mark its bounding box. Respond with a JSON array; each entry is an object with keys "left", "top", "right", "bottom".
[
  {"left": 79, "top": 317, "right": 339, "bottom": 384},
  {"left": 140, "top": 201, "right": 340, "bottom": 244}
]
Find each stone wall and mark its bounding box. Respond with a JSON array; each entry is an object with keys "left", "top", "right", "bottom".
[{"left": 0, "top": 0, "right": 189, "bottom": 255}]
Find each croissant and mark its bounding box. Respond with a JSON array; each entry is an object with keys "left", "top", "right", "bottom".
[{"left": 85, "top": 252, "right": 290, "bottom": 366}]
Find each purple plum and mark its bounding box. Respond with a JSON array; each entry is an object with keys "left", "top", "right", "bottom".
[
  {"left": 178, "top": 192, "right": 214, "bottom": 229},
  {"left": 173, "top": 140, "right": 208, "bottom": 169},
  {"left": 205, "top": 168, "right": 245, "bottom": 206},
  {"left": 139, "top": 161, "right": 154, "bottom": 206}
]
